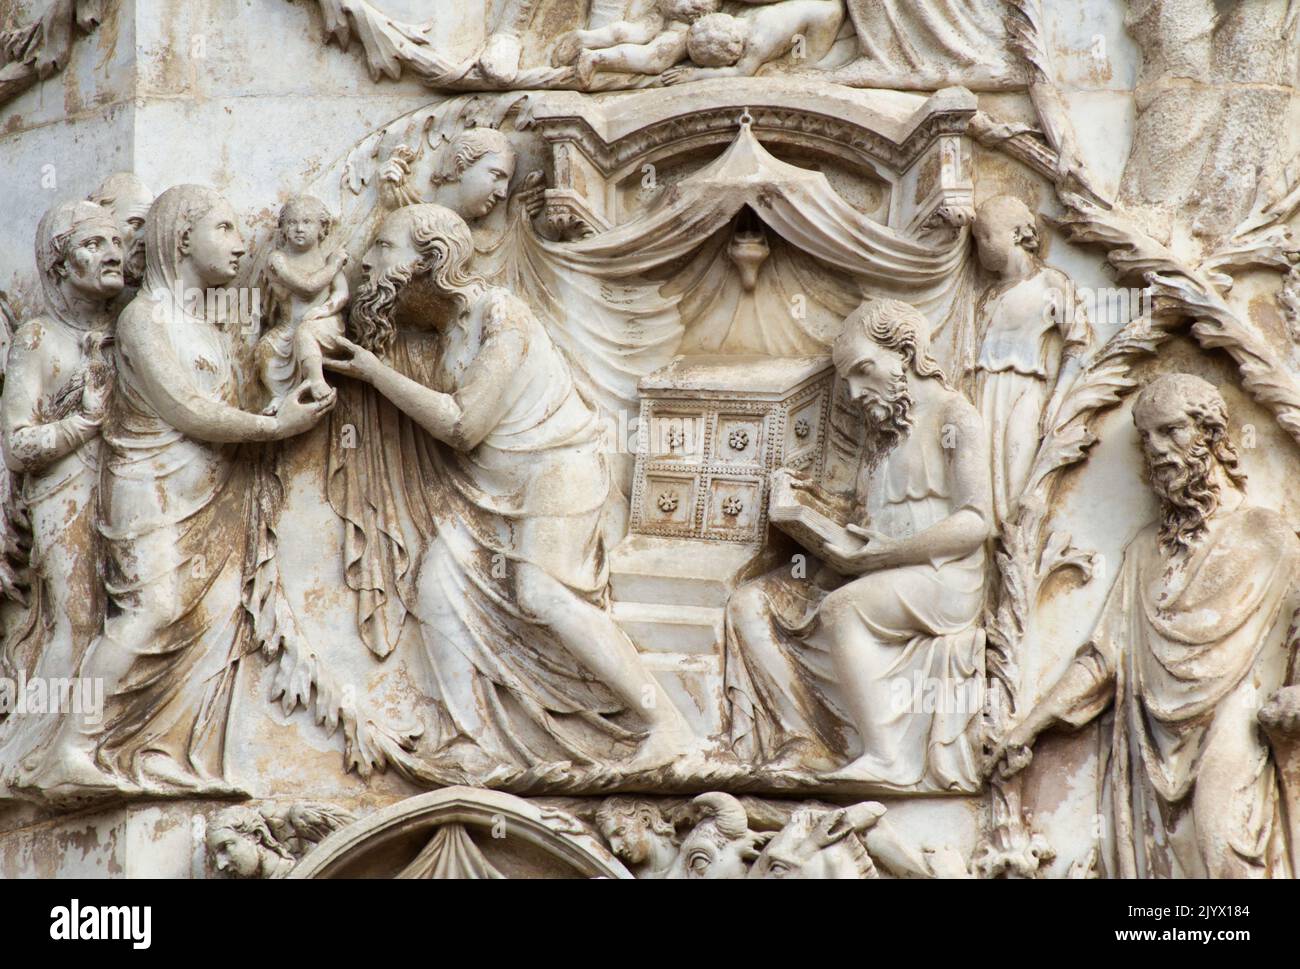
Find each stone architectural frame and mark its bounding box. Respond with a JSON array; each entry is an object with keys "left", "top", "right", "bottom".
[
  {"left": 2, "top": 0, "right": 1300, "bottom": 880},
  {"left": 290, "top": 788, "right": 633, "bottom": 879}
]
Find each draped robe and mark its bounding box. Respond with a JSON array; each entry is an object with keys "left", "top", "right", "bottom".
[
  {"left": 1050, "top": 506, "right": 1299, "bottom": 878},
  {"left": 327, "top": 288, "right": 643, "bottom": 778},
  {"left": 14, "top": 189, "right": 267, "bottom": 793},
  {"left": 725, "top": 391, "right": 988, "bottom": 791}
]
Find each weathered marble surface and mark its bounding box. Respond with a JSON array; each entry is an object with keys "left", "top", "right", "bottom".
[{"left": 0, "top": 0, "right": 1298, "bottom": 879}]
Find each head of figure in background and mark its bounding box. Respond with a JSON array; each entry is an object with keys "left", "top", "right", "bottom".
[
  {"left": 430, "top": 128, "right": 517, "bottom": 221},
  {"left": 973, "top": 195, "right": 1040, "bottom": 277},
  {"left": 89, "top": 173, "right": 154, "bottom": 288},
  {"left": 687, "top": 12, "right": 748, "bottom": 67}
]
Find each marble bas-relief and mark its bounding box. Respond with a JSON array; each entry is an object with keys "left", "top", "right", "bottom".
[
  {"left": 0, "top": 200, "right": 122, "bottom": 787},
  {"left": 2, "top": 0, "right": 1300, "bottom": 880},
  {"left": 725, "top": 299, "right": 989, "bottom": 790},
  {"left": 994, "top": 374, "right": 1300, "bottom": 879},
  {"left": 259, "top": 195, "right": 350, "bottom": 409},
  {"left": 323, "top": 202, "right": 699, "bottom": 781}
]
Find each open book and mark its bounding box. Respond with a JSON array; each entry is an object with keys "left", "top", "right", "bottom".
[{"left": 768, "top": 470, "right": 862, "bottom": 553}]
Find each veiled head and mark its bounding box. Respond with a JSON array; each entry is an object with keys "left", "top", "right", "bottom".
[
  {"left": 35, "top": 199, "right": 125, "bottom": 321},
  {"left": 142, "top": 185, "right": 246, "bottom": 297}
]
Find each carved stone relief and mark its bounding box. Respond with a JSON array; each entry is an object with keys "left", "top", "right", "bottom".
[{"left": 1, "top": 0, "right": 1299, "bottom": 882}]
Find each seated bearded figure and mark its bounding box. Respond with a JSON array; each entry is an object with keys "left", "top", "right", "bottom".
[{"left": 725, "top": 299, "right": 992, "bottom": 789}]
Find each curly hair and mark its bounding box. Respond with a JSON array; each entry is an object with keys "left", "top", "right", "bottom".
[
  {"left": 595, "top": 797, "right": 676, "bottom": 839},
  {"left": 687, "top": 13, "right": 747, "bottom": 67},
  {"left": 277, "top": 194, "right": 333, "bottom": 247},
  {"left": 431, "top": 127, "right": 515, "bottom": 187},
  {"left": 405, "top": 204, "right": 484, "bottom": 302},
  {"left": 208, "top": 806, "right": 295, "bottom": 863},
  {"left": 832, "top": 299, "right": 947, "bottom": 384}
]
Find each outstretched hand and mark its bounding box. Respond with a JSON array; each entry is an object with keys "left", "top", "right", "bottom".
[
  {"left": 272, "top": 380, "right": 335, "bottom": 439},
  {"left": 320, "top": 333, "right": 381, "bottom": 382}
]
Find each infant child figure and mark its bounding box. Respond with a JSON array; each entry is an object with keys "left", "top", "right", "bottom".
[{"left": 259, "top": 195, "right": 349, "bottom": 409}]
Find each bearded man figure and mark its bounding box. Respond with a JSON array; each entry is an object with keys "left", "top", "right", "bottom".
[
  {"left": 724, "top": 299, "right": 993, "bottom": 789},
  {"left": 322, "top": 203, "right": 698, "bottom": 780},
  {"left": 995, "top": 373, "right": 1300, "bottom": 878}
]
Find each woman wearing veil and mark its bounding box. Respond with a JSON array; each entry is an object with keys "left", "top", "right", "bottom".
[{"left": 17, "top": 185, "right": 331, "bottom": 800}]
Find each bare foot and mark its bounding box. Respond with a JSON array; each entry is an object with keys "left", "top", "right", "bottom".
[
  {"left": 623, "top": 725, "right": 699, "bottom": 774},
  {"left": 821, "top": 755, "right": 890, "bottom": 784},
  {"left": 309, "top": 379, "right": 336, "bottom": 404},
  {"left": 575, "top": 50, "right": 598, "bottom": 89},
  {"left": 551, "top": 31, "right": 584, "bottom": 68}
]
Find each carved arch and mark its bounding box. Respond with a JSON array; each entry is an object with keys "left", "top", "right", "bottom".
[{"left": 290, "top": 787, "right": 633, "bottom": 879}]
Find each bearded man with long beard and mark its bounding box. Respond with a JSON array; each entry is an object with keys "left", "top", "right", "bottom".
[
  {"left": 995, "top": 373, "right": 1300, "bottom": 878},
  {"left": 322, "top": 203, "right": 699, "bottom": 781},
  {"left": 724, "top": 299, "right": 993, "bottom": 790}
]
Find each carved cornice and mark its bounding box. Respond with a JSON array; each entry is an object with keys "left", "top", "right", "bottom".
[{"left": 529, "top": 85, "right": 978, "bottom": 182}]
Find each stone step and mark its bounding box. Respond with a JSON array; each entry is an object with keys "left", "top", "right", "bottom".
[
  {"left": 612, "top": 601, "right": 724, "bottom": 655},
  {"left": 609, "top": 535, "right": 762, "bottom": 608}
]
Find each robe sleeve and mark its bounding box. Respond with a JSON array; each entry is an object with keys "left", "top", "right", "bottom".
[{"left": 1047, "top": 545, "right": 1133, "bottom": 728}]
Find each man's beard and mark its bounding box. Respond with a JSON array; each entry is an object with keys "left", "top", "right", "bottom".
[
  {"left": 350, "top": 263, "right": 414, "bottom": 354},
  {"left": 860, "top": 374, "right": 913, "bottom": 444},
  {"left": 1148, "top": 439, "right": 1219, "bottom": 554}
]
